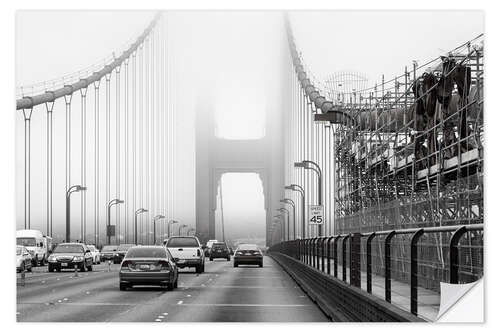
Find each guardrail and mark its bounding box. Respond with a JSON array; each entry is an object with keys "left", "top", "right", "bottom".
[{"left": 269, "top": 223, "right": 483, "bottom": 317}]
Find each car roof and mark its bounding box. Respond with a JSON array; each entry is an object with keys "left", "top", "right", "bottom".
[{"left": 57, "top": 242, "right": 85, "bottom": 246}]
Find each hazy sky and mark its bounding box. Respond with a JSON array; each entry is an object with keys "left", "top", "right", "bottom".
[{"left": 16, "top": 10, "right": 484, "bottom": 242}]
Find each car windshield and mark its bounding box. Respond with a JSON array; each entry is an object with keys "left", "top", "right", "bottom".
[
  {"left": 167, "top": 237, "right": 199, "bottom": 247},
  {"left": 117, "top": 244, "right": 134, "bottom": 251},
  {"left": 125, "top": 247, "right": 167, "bottom": 258},
  {"left": 53, "top": 244, "right": 84, "bottom": 253},
  {"left": 238, "top": 244, "right": 259, "bottom": 251},
  {"left": 17, "top": 237, "right": 36, "bottom": 247},
  {"left": 88, "top": 245, "right": 96, "bottom": 251},
  {"left": 102, "top": 245, "right": 117, "bottom": 252},
  {"left": 16, "top": 247, "right": 23, "bottom": 255}
]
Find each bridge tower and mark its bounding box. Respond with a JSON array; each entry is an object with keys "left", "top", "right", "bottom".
[{"left": 195, "top": 100, "right": 284, "bottom": 246}]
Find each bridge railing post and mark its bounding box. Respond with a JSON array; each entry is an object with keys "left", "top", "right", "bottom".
[
  {"left": 326, "top": 236, "right": 334, "bottom": 275},
  {"left": 321, "top": 237, "right": 326, "bottom": 272},
  {"left": 410, "top": 229, "right": 425, "bottom": 315},
  {"left": 385, "top": 231, "right": 396, "bottom": 303},
  {"left": 350, "top": 232, "right": 361, "bottom": 288},
  {"left": 316, "top": 237, "right": 321, "bottom": 269},
  {"left": 333, "top": 235, "right": 340, "bottom": 278},
  {"left": 366, "top": 232, "right": 376, "bottom": 293},
  {"left": 342, "top": 234, "right": 350, "bottom": 282},
  {"left": 450, "top": 226, "right": 467, "bottom": 284}
]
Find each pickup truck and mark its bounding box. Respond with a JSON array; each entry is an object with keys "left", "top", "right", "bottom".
[{"left": 166, "top": 236, "right": 205, "bottom": 273}]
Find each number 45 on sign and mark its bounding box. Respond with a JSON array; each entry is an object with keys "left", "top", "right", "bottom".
[{"left": 308, "top": 205, "right": 324, "bottom": 225}]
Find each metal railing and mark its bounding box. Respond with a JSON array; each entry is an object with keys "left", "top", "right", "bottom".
[{"left": 269, "top": 223, "right": 483, "bottom": 317}]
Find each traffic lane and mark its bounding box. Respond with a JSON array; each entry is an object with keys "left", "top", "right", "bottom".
[
  {"left": 16, "top": 262, "right": 113, "bottom": 285},
  {"left": 142, "top": 256, "right": 330, "bottom": 322},
  {"left": 17, "top": 261, "right": 222, "bottom": 322}
]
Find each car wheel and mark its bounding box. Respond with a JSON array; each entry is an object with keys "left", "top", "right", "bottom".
[
  {"left": 259, "top": 263, "right": 263, "bottom": 268},
  {"left": 87, "top": 264, "right": 93, "bottom": 271},
  {"left": 20, "top": 263, "right": 25, "bottom": 272},
  {"left": 39, "top": 256, "right": 45, "bottom": 266},
  {"left": 226, "top": 256, "right": 230, "bottom": 261},
  {"left": 195, "top": 264, "right": 203, "bottom": 274},
  {"left": 27, "top": 263, "right": 32, "bottom": 272},
  {"left": 56, "top": 268, "right": 61, "bottom": 272},
  {"left": 48, "top": 265, "right": 54, "bottom": 272},
  {"left": 32, "top": 257, "right": 38, "bottom": 267},
  {"left": 119, "top": 283, "right": 128, "bottom": 291},
  {"left": 233, "top": 262, "right": 238, "bottom": 268},
  {"left": 80, "top": 263, "right": 86, "bottom": 272},
  {"left": 174, "top": 277, "right": 178, "bottom": 288},
  {"left": 209, "top": 257, "right": 213, "bottom": 261},
  {"left": 166, "top": 282, "right": 174, "bottom": 291}
]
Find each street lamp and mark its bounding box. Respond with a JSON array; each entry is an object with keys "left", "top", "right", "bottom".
[
  {"left": 280, "top": 198, "right": 296, "bottom": 240},
  {"left": 152, "top": 214, "right": 166, "bottom": 245},
  {"left": 66, "top": 185, "right": 87, "bottom": 242},
  {"left": 294, "top": 160, "right": 323, "bottom": 236},
  {"left": 134, "top": 208, "right": 148, "bottom": 245},
  {"left": 272, "top": 216, "right": 284, "bottom": 243},
  {"left": 285, "top": 184, "right": 305, "bottom": 239},
  {"left": 178, "top": 224, "right": 188, "bottom": 236},
  {"left": 107, "top": 199, "right": 124, "bottom": 245},
  {"left": 277, "top": 208, "right": 290, "bottom": 241},
  {"left": 167, "top": 220, "right": 179, "bottom": 238}
]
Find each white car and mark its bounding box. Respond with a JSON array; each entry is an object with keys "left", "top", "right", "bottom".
[
  {"left": 166, "top": 236, "right": 205, "bottom": 273},
  {"left": 87, "top": 245, "right": 101, "bottom": 264},
  {"left": 16, "top": 245, "right": 33, "bottom": 272}
]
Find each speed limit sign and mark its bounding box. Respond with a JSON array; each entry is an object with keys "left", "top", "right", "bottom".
[{"left": 308, "top": 205, "right": 324, "bottom": 225}]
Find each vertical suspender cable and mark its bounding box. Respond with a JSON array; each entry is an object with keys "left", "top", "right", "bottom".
[
  {"left": 138, "top": 43, "right": 144, "bottom": 243},
  {"left": 145, "top": 36, "right": 150, "bottom": 244},
  {"left": 64, "top": 90, "right": 73, "bottom": 240},
  {"left": 132, "top": 51, "right": 137, "bottom": 244},
  {"left": 105, "top": 73, "right": 111, "bottom": 244},
  {"left": 124, "top": 59, "right": 129, "bottom": 243},
  {"left": 45, "top": 98, "right": 54, "bottom": 236},
  {"left": 116, "top": 65, "right": 121, "bottom": 243},
  {"left": 93, "top": 79, "right": 101, "bottom": 246},
  {"left": 80, "top": 85, "right": 88, "bottom": 242},
  {"left": 22, "top": 106, "right": 33, "bottom": 230}
]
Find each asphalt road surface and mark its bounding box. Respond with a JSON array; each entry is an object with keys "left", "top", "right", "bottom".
[{"left": 16, "top": 256, "right": 329, "bottom": 322}]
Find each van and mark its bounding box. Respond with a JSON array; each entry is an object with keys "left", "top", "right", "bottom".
[{"left": 16, "top": 229, "right": 52, "bottom": 266}]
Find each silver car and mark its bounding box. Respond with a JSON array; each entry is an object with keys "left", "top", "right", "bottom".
[
  {"left": 16, "top": 245, "right": 33, "bottom": 272},
  {"left": 87, "top": 245, "right": 101, "bottom": 264}
]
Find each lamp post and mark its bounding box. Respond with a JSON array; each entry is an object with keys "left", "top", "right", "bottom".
[
  {"left": 167, "top": 220, "right": 179, "bottom": 238},
  {"left": 294, "top": 160, "right": 323, "bottom": 237},
  {"left": 152, "top": 214, "right": 165, "bottom": 245},
  {"left": 285, "top": 184, "right": 305, "bottom": 239},
  {"left": 280, "top": 198, "right": 296, "bottom": 240},
  {"left": 66, "top": 185, "right": 87, "bottom": 242},
  {"left": 277, "top": 208, "right": 290, "bottom": 241},
  {"left": 178, "top": 224, "right": 188, "bottom": 236},
  {"left": 107, "top": 199, "right": 124, "bottom": 245},
  {"left": 134, "top": 208, "right": 148, "bottom": 245}
]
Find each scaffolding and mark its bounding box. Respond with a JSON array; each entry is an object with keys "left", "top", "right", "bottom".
[{"left": 283, "top": 14, "right": 484, "bottom": 292}]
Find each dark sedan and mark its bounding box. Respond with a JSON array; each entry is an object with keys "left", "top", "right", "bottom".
[
  {"left": 47, "top": 243, "right": 93, "bottom": 272},
  {"left": 114, "top": 244, "right": 135, "bottom": 264},
  {"left": 233, "top": 244, "right": 263, "bottom": 267},
  {"left": 119, "top": 246, "right": 178, "bottom": 291}
]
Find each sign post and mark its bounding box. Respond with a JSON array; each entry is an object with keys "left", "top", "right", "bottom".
[{"left": 308, "top": 205, "right": 324, "bottom": 225}]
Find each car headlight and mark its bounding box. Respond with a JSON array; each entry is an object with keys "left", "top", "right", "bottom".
[
  {"left": 48, "top": 255, "right": 57, "bottom": 262},
  {"left": 73, "top": 256, "right": 84, "bottom": 262}
]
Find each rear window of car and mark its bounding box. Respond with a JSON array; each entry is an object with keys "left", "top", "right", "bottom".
[
  {"left": 117, "top": 244, "right": 135, "bottom": 251},
  {"left": 102, "top": 245, "right": 117, "bottom": 251},
  {"left": 53, "top": 244, "right": 84, "bottom": 253},
  {"left": 125, "top": 247, "right": 167, "bottom": 258},
  {"left": 167, "top": 237, "right": 199, "bottom": 247},
  {"left": 213, "top": 243, "right": 227, "bottom": 249},
  {"left": 237, "top": 244, "right": 259, "bottom": 251}
]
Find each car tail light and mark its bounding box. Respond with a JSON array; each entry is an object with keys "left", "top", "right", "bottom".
[{"left": 197, "top": 249, "right": 201, "bottom": 256}]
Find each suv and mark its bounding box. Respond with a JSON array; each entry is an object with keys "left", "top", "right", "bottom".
[
  {"left": 166, "top": 236, "right": 205, "bottom": 273},
  {"left": 209, "top": 242, "right": 230, "bottom": 261}
]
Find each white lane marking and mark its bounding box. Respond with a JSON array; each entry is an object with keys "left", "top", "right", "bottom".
[
  {"left": 63, "top": 298, "right": 68, "bottom": 301},
  {"left": 158, "top": 315, "right": 165, "bottom": 319},
  {"left": 162, "top": 313, "right": 168, "bottom": 316},
  {"left": 16, "top": 312, "right": 20, "bottom": 315},
  {"left": 155, "top": 319, "right": 162, "bottom": 322},
  {"left": 178, "top": 303, "right": 313, "bottom": 307},
  {"left": 86, "top": 291, "right": 90, "bottom": 294},
  {"left": 20, "top": 301, "right": 136, "bottom": 306},
  {"left": 57, "top": 300, "right": 62, "bottom": 303},
  {"left": 186, "top": 294, "right": 191, "bottom": 297},
  {"left": 177, "top": 300, "right": 183, "bottom": 305}
]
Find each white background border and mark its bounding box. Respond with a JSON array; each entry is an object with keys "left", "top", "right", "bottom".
[{"left": 1, "top": 0, "right": 498, "bottom": 332}]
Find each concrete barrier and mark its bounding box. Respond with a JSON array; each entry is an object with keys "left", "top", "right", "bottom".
[{"left": 270, "top": 252, "right": 424, "bottom": 322}]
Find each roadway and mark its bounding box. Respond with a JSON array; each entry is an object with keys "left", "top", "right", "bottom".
[{"left": 16, "top": 256, "right": 329, "bottom": 322}]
